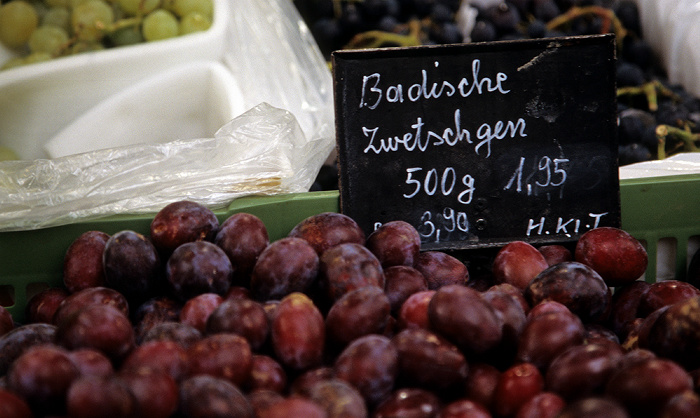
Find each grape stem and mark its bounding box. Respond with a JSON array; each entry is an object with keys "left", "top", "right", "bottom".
[
  {"left": 656, "top": 124, "right": 700, "bottom": 159},
  {"left": 344, "top": 19, "right": 423, "bottom": 50},
  {"left": 617, "top": 80, "right": 681, "bottom": 112},
  {"left": 546, "top": 6, "right": 627, "bottom": 48}
]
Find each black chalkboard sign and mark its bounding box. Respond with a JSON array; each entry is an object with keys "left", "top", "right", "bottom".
[{"left": 332, "top": 34, "right": 620, "bottom": 251}]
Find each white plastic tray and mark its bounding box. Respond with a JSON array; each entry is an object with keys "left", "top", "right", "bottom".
[{"left": 0, "top": 0, "right": 235, "bottom": 160}]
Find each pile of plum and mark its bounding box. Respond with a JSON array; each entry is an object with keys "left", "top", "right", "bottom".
[{"left": 1, "top": 201, "right": 700, "bottom": 417}]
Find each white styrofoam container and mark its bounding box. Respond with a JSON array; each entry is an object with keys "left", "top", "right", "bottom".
[{"left": 0, "top": 0, "right": 231, "bottom": 160}]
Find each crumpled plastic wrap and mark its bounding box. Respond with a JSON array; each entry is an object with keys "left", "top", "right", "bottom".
[
  {"left": 0, "top": 103, "right": 331, "bottom": 232},
  {"left": 0, "top": 0, "right": 336, "bottom": 232}
]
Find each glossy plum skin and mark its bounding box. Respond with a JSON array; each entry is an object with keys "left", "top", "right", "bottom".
[
  {"left": 383, "top": 265, "right": 428, "bottom": 314},
  {"left": 103, "top": 230, "right": 162, "bottom": 303},
  {"left": 63, "top": 230, "right": 110, "bottom": 292},
  {"left": 215, "top": 212, "right": 269, "bottom": 285},
  {"left": 249, "top": 237, "right": 319, "bottom": 302},
  {"left": 492, "top": 241, "right": 549, "bottom": 290},
  {"left": 325, "top": 285, "right": 391, "bottom": 347},
  {"left": 319, "top": 243, "right": 385, "bottom": 302},
  {"left": 575, "top": 226, "right": 648, "bottom": 287},
  {"left": 270, "top": 292, "right": 325, "bottom": 371},
  {"left": 288, "top": 212, "right": 366, "bottom": 255},
  {"left": 427, "top": 284, "right": 502, "bottom": 355},
  {"left": 414, "top": 251, "right": 469, "bottom": 289},
  {"left": 166, "top": 240, "right": 233, "bottom": 301},
  {"left": 525, "top": 261, "right": 611, "bottom": 323},
  {"left": 149, "top": 200, "right": 219, "bottom": 256},
  {"left": 365, "top": 220, "right": 421, "bottom": 268},
  {"left": 25, "top": 287, "right": 68, "bottom": 325}
]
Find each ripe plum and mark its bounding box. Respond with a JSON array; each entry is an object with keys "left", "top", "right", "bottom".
[
  {"left": 149, "top": 200, "right": 219, "bottom": 256},
  {"left": 492, "top": 241, "right": 549, "bottom": 290},
  {"left": 365, "top": 220, "right": 421, "bottom": 268},
  {"left": 270, "top": 292, "right": 325, "bottom": 371},
  {"left": 439, "top": 399, "right": 491, "bottom": 418},
  {"left": 0, "top": 323, "right": 57, "bottom": 375},
  {"left": 605, "top": 357, "right": 693, "bottom": 417},
  {"left": 392, "top": 327, "right": 468, "bottom": 390},
  {"left": 637, "top": 279, "right": 700, "bottom": 317},
  {"left": 0, "top": 388, "right": 33, "bottom": 418},
  {"left": 120, "top": 340, "right": 189, "bottom": 382},
  {"left": 63, "top": 230, "right": 110, "bottom": 292},
  {"left": 373, "top": 388, "right": 442, "bottom": 417},
  {"left": 103, "top": 230, "right": 162, "bottom": 303},
  {"left": 575, "top": 227, "right": 648, "bottom": 287},
  {"left": 118, "top": 369, "right": 179, "bottom": 418},
  {"left": 133, "top": 296, "right": 181, "bottom": 341},
  {"left": 178, "top": 375, "right": 254, "bottom": 418},
  {"left": 396, "top": 289, "right": 435, "bottom": 330},
  {"left": 166, "top": 240, "right": 232, "bottom": 300},
  {"left": 206, "top": 297, "right": 269, "bottom": 351},
  {"left": 545, "top": 342, "right": 625, "bottom": 400},
  {"left": 179, "top": 292, "right": 222, "bottom": 333},
  {"left": 65, "top": 374, "right": 136, "bottom": 418},
  {"left": 537, "top": 244, "right": 572, "bottom": 266},
  {"left": 492, "top": 362, "right": 544, "bottom": 417},
  {"left": 215, "top": 212, "right": 269, "bottom": 285},
  {"left": 427, "top": 284, "right": 502, "bottom": 355},
  {"left": 249, "top": 237, "right": 319, "bottom": 301},
  {"left": 556, "top": 397, "right": 630, "bottom": 418},
  {"left": 56, "top": 303, "right": 135, "bottom": 361},
  {"left": 305, "top": 378, "right": 368, "bottom": 418},
  {"left": 464, "top": 362, "right": 500, "bottom": 410},
  {"left": 524, "top": 261, "right": 610, "bottom": 323},
  {"left": 66, "top": 348, "right": 114, "bottom": 378},
  {"left": 325, "top": 285, "right": 391, "bottom": 347},
  {"left": 515, "top": 392, "right": 566, "bottom": 418},
  {"left": 319, "top": 242, "right": 384, "bottom": 302},
  {"left": 607, "top": 280, "right": 650, "bottom": 339},
  {"left": 516, "top": 310, "right": 585, "bottom": 371},
  {"left": 644, "top": 295, "right": 700, "bottom": 369},
  {"left": 25, "top": 287, "right": 68, "bottom": 324},
  {"left": 658, "top": 390, "right": 700, "bottom": 418},
  {"left": 186, "top": 333, "right": 252, "bottom": 386},
  {"left": 383, "top": 265, "right": 428, "bottom": 314},
  {"left": 288, "top": 212, "right": 366, "bottom": 255},
  {"left": 256, "top": 396, "right": 326, "bottom": 418},
  {"left": 52, "top": 286, "right": 129, "bottom": 325},
  {"left": 245, "top": 354, "right": 287, "bottom": 393},
  {"left": 7, "top": 344, "right": 79, "bottom": 415},
  {"left": 334, "top": 334, "right": 398, "bottom": 407},
  {"left": 139, "top": 321, "right": 202, "bottom": 349},
  {"left": 414, "top": 250, "right": 469, "bottom": 289}
]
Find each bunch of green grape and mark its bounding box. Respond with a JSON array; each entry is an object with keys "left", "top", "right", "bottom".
[{"left": 0, "top": 0, "right": 213, "bottom": 70}]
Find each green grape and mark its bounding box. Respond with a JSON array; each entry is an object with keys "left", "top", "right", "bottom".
[
  {"left": 44, "top": 0, "right": 69, "bottom": 8},
  {"left": 118, "top": 0, "right": 160, "bottom": 16},
  {"left": 42, "top": 6, "right": 71, "bottom": 32},
  {"left": 0, "top": 1, "right": 39, "bottom": 49},
  {"left": 179, "top": 12, "right": 210, "bottom": 35},
  {"left": 1, "top": 57, "right": 25, "bottom": 70},
  {"left": 172, "top": 0, "right": 211, "bottom": 19},
  {"left": 69, "top": 0, "right": 92, "bottom": 9},
  {"left": 108, "top": 24, "right": 143, "bottom": 46},
  {"left": 69, "top": 39, "right": 104, "bottom": 53},
  {"left": 28, "top": 25, "right": 69, "bottom": 55},
  {"left": 71, "top": 0, "right": 114, "bottom": 41},
  {"left": 141, "top": 9, "right": 178, "bottom": 41},
  {"left": 23, "top": 51, "right": 52, "bottom": 64}
]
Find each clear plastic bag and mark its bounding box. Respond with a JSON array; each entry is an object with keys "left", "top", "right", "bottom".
[{"left": 0, "top": 0, "right": 335, "bottom": 232}]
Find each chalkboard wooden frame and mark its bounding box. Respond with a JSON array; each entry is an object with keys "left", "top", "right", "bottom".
[{"left": 332, "top": 34, "right": 619, "bottom": 251}]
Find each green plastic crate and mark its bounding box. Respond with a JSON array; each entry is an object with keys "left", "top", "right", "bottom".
[{"left": 1, "top": 175, "right": 699, "bottom": 323}]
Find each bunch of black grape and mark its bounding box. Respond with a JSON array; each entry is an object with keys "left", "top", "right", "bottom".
[{"left": 300, "top": 0, "right": 700, "bottom": 186}]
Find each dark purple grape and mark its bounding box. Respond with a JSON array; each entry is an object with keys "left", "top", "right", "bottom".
[
  {"left": 616, "top": 61, "right": 646, "bottom": 87},
  {"left": 470, "top": 20, "right": 497, "bottom": 43}
]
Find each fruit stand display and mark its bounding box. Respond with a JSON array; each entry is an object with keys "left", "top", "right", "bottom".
[{"left": 2, "top": 0, "right": 700, "bottom": 417}]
